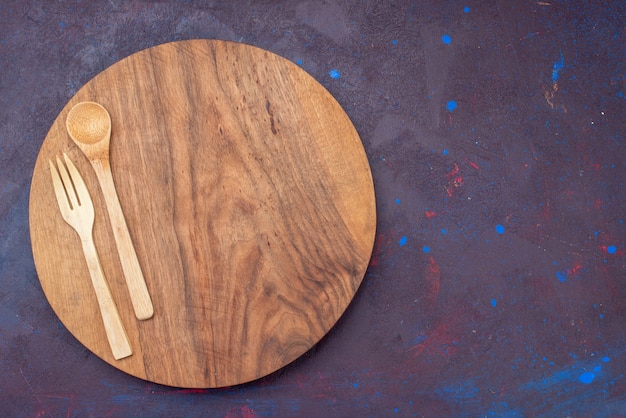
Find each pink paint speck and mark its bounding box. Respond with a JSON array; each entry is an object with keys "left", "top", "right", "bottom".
[{"left": 225, "top": 405, "right": 258, "bottom": 418}]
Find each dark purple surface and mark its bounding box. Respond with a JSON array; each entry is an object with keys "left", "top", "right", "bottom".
[{"left": 1, "top": 1, "right": 625, "bottom": 416}]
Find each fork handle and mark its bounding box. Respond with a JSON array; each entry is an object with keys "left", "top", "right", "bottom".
[
  {"left": 81, "top": 235, "right": 133, "bottom": 360},
  {"left": 92, "top": 160, "right": 154, "bottom": 320}
]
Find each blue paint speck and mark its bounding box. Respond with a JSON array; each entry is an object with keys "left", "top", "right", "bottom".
[
  {"left": 556, "top": 271, "right": 567, "bottom": 282},
  {"left": 353, "top": 383, "right": 359, "bottom": 388},
  {"left": 442, "top": 34, "right": 452, "bottom": 44},
  {"left": 443, "top": 148, "right": 449, "bottom": 155},
  {"left": 607, "top": 245, "right": 617, "bottom": 254},
  {"left": 579, "top": 372, "right": 595, "bottom": 384},
  {"left": 495, "top": 224, "right": 505, "bottom": 234},
  {"left": 392, "top": 39, "right": 398, "bottom": 45},
  {"left": 491, "top": 298, "right": 497, "bottom": 307},
  {"left": 446, "top": 101, "right": 457, "bottom": 112},
  {"left": 395, "top": 198, "right": 401, "bottom": 204},
  {"left": 399, "top": 236, "right": 407, "bottom": 247},
  {"left": 464, "top": 6, "right": 471, "bottom": 13},
  {"left": 329, "top": 69, "right": 341, "bottom": 79},
  {"left": 441, "top": 228, "right": 448, "bottom": 235},
  {"left": 593, "top": 365, "right": 602, "bottom": 373},
  {"left": 423, "top": 245, "right": 430, "bottom": 253},
  {"left": 602, "top": 357, "right": 610, "bottom": 362},
  {"left": 552, "top": 51, "right": 564, "bottom": 83},
  {"left": 296, "top": 58, "right": 303, "bottom": 65},
  {"left": 60, "top": 21, "right": 66, "bottom": 29},
  {"left": 394, "top": 407, "right": 399, "bottom": 413},
  {"left": 412, "top": 335, "right": 427, "bottom": 345}
]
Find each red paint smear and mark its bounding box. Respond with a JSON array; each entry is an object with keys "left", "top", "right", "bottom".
[
  {"left": 445, "top": 163, "right": 464, "bottom": 196},
  {"left": 368, "top": 231, "right": 399, "bottom": 267},
  {"left": 446, "top": 176, "right": 464, "bottom": 196},
  {"left": 225, "top": 405, "right": 257, "bottom": 418},
  {"left": 466, "top": 158, "right": 479, "bottom": 170},
  {"left": 594, "top": 199, "right": 602, "bottom": 210},
  {"left": 176, "top": 389, "right": 210, "bottom": 394},
  {"left": 425, "top": 256, "right": 441, "bottom": 301},
  {"left": 446, "top": 163, "right": 460, "bottom": 179},
  {"left": 369, "top": 234, "right": 388, "bottom": 267},
  {"left": 28, "top": 393, "right": 78, "bottom": 417},
  {"left": 406, "top": 319, "right": 460, "bottom": 359},
  {"left": 425, "top": 210, "right": 438, "bottom": 218},
  {"left": 567, "top": 262, "right": 583, "bottom": 278}
]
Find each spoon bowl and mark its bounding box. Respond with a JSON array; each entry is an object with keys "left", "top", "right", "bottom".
[
  {"left": 66, "top": 102, "right": 111, "bottom": 144},
  {"left": 66, "top": 102, "right": 112, "bottom": 160}
]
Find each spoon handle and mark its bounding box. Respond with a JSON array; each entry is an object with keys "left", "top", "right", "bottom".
[{"left": 91, "top": 159, "right": 154, "bottom": 320}]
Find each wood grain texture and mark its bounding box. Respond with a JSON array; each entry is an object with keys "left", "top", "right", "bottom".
[{"left": 29, "top": 39, "right": 376, "bottom": 388}]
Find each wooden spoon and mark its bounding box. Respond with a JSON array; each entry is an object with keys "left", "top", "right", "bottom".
[{"left": 66, "top": 101, "right": 154, "bottom": 320}]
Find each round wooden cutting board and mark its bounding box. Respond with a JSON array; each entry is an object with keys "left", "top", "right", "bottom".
[{"left": 29, "top": 40, "right": 376, "bottom": 388}]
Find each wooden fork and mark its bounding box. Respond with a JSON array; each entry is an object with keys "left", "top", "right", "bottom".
[{"left": 49, "top": 153, "right": 132, "bottom": 360}]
